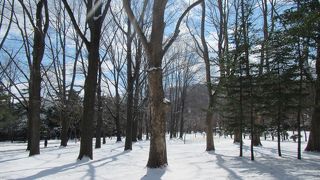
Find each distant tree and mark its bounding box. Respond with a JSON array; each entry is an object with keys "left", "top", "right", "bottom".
[
  {"left": 44, "top": 0, "right": 85, "bottom": 147},
  {"left": 101, "top": 27, "right": 126, "bottom": 142},
  {"left": 0, "top": 86, "right": 17, "bottom": 140}
]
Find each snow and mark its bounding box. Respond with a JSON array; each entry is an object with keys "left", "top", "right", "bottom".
[
  {"left": 163, "top": 98, "right": 171, "bottom": 104},
  {"left": 147, "top": 67, "right": 162, "bottom": 72},
  {"left": 0, "top": 134, "right": 319, "bottom": 180},
  {"left": 93, "top": 14, "right": 102, "bottom": 21}
]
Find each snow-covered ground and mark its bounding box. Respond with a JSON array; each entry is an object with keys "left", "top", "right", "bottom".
[{"left": 0, "top": 134, "right": 319, "bottom": 180}]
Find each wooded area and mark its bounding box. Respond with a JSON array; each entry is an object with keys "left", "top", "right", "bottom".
[{"left": 0, "top": 0, "right": 319, "bottom": 169}]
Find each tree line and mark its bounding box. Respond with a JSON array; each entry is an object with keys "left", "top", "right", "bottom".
[{"left": 0, "top": 0, "right": 319, "bottom": 168}]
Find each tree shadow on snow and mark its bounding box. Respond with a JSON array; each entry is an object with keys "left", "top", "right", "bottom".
[
  {"left": 210, "top": 145, "right": 320, "bottom": 180},
  {"left": 18, "top": 150, "right": 129, "bottom": 180},
  {"left": 140, "top": 167, "right": 166, "bottom": 180},
  {"left": 208, "top": 151, "right": 243, "bottom": 180}
]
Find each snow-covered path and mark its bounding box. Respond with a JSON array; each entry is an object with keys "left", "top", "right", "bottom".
[{"left": 0, "top": 135, "right": 319, "bottom": 180}]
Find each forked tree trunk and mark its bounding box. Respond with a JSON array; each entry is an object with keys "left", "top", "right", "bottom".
[
  {"left": 123, "top": 0, "right": 201, "bottom": 168},
  {"left": 62, "top": 0, "right": 111, "bottom": 160},
  {"left": 78, "top": 32, "right": 100, "bottom": 159},
  {"left": 25, "top": 0, "right": 49, "bottom": 156}
]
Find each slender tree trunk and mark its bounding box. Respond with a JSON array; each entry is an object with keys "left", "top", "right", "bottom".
[
  {"left": 133, "top": 41, "right": 142, "bottom": 141},
  {"left": 95, "top": 62, "right": 103, "bottom": 149},
  {"left": 239, "top": 58, "right": 244, "bottom": 157},
  {"left": 27, "top": 0, "right": 49, "bottom": 156},
  {"left": 145, "top": 105, "right": 150, "bottom": 140},
  {"left": 115, "top": 90, "right": 122, "bottom": 142},
  {"left": 200, "top": 0, "right": 215, "bottom": 151},
  {"left": 306, "top": 39, "right": 320, "bottom": 152},
  {"left": 277, "top": 59, "right": 282, "bottom": 156},
  {"left": 125, "top": 17, "right": 134, "bottom": 150},
  {"left": 103, "top": 130, "right": 106, "bottom": 144},
  {"left": 179, "top": 88, "right": 186, "bottom": 139},
  {"left": 59, "top": 5, "right": 69, "bottom": 147},
  {"left": 132, "top": 76, "right": 140, "bottom": 142}
]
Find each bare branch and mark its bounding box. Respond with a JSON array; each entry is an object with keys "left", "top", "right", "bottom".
[
  {"left": 62, "top": 0, "right": 90, "bottom": 48},
  {"left": 163, "top": 0, "right": 202, "bottom": 55}
]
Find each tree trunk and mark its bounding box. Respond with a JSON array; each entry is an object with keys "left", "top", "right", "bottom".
[
  {"left": 28, "top": 0, "right": 48, "bottom": 156},
  {"left": 205, "top": 107, "right": 215, "bottom": 151},
  {"left": 103, "top": 131, "right": 106, "bottom": 144},
  {"left": 95, "top": 63, "right": 103, "bottom": 149},
  {"left": 252, "top": 115, "right": 262, "bottom": 146},
  {"left": 179, "top": 90, "right": 186, "bottom": 139},
  {"left": 133, "top": 40, "right": 142, "bottom": 141},
  {"left": 124, "top": 18, "right": 134, "bottom": 150},
  {"left": 122, "top": 0, "right": 201, "bottom": 168},
  {"left": 60, "top": 116, "right": 69, "bottom": 147},
  {"left": 234, "top": 128, "right": 241, "bottom": 143},
  {"left": 115, "top": 91, "right": 122, "bottom": 142},
  {"left": 147, "top": 69, "right": 167, "bottom": 167},
  {"left": 78, "top": 24, "right": 101, "bottom": 160},
  {"left": 305, "top": 39, "right": 320, "bottom": 152},
  {"left": 138, "top": 113, "right": 143, "bottom": 140},
  {"left": 62, "top": 0, "right": 111, "bottom": 160},
  {"left": 200, "top": 0, "right": 215, "bottom": 151}
]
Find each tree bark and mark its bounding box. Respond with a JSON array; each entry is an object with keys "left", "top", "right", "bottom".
[
  {"left": 234, "top": 128, "right": 241, "bottom": 143},
  {"left": 200, "top": 0, "right": 215, "bottom": 151},
  {"left": 78, "top": 28, "right": 100, "bottom": 159},
  {"left": 124, "top": 18, "right": 134, "bottom": 150},
  {"left": 123, "top": 0, "right": 201, "bottom": 168},
  {"left": 95, "top": 62, "right": 103, "bottom": 149},
  {"left": 306, "top": 38, "right": 320, "bottom": 152},
  {"left": 25, "top": 0, "right": 49, "bottom": 156},
  {"left": 62, "top": 0, "right": 111, "bottom": 160}
]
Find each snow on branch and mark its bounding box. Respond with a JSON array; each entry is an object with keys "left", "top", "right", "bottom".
[
  {"left": 147, "top": 67, "right": 162, "bottom": 72},
  {"left": 163, "top": 98, "right": 171, "bottom": 104}
]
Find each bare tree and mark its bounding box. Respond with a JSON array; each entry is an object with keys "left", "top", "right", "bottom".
[
  {"left": 18, "top": 0, "right": 49, "bottom": 156},
  {"left": 62, "top": 0, "right": 111, "bottom": 160},
  {"left": 0, "top": 0, "right": 14, "bottom": 51},
  {"left": 122, "top": 0, "right": 202, "bottom": 167},
  {"left": 101, "top": 27, "right": 126, "bottom": 142}
]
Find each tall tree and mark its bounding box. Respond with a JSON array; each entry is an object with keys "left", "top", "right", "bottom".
[
  {"left": 200, "top": 0, "right": 215, "bottom": 151},
  {"left": 303, "top": 0, "right": 320, "bottom": 152},
  {"left": 18, "top": 0, "right": 49, "bottom": 156},
  {"left": 122, "top": 0, "right": 202, "bottom": 167},
  {"left": 95, "top": 61, "right": 103, "bottom": 149},
  {"left": 62, "top": 0, "right": 111, "bottom": 160}
]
